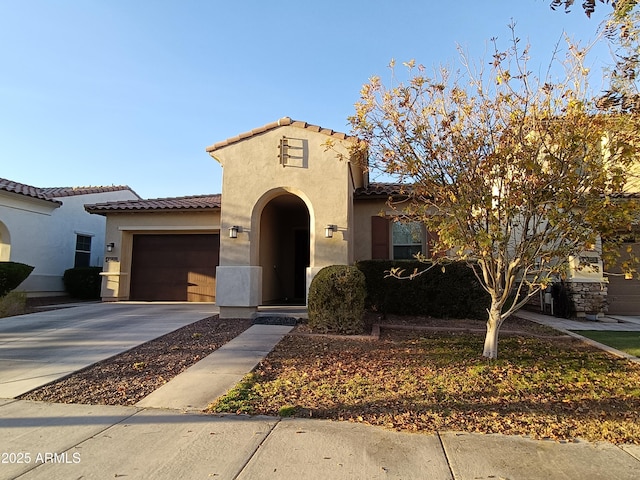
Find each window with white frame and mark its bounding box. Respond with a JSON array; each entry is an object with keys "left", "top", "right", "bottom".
[
  {"left": 392, "top": 221, "right": 424, "bottom": 260},
  {"left": 74, "top": 234, "right": 92, "bottom": 267}
]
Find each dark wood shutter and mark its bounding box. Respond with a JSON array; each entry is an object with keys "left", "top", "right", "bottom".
[
  {"left": 371, "top": 216, "right": 390, "bottom": 259},
  {"left": 427, "top": 229, "right": 447, "bottom": 259}
]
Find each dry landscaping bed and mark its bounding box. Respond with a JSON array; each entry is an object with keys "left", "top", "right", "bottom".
[
  {"left": 209, "top": 314, "right": 640, "bottom": 445},
  {"left": 20, "top": 316, "right": 251, "bottom": 405},
  {"left": 18, "top": 310, "right": 640, "bottom": 445}
]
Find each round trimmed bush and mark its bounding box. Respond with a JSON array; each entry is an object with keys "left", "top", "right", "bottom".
[
  {"left": 0, "top": 262, "right": 34, "bottom": 297},
  {"left": 308, "top": 265, "right": 366, "bottom": 334}
]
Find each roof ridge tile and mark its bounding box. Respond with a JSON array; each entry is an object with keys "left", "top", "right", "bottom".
[
  {"left": 205, "top": 117, "right": 354, "bottom": 153},
  {"left": 41, "top": 185, "right": 139, "bottom": 198}
]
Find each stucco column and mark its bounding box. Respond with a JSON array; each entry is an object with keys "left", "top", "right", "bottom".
[{"left": 216, "top": 265, "right": 262, "bottom": 318}]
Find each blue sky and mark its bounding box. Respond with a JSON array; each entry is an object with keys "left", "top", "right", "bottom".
[{"left": 1, "top": 1, "right": 613, "bottom": 199}]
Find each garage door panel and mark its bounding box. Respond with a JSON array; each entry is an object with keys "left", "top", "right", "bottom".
[
  {"left": 131, "top": 268, "right": 190, "bottom": 301},
  {"left": 187, "top": 271, "right": 215, "bottom": 302},
  {"left": 607, "top": 275, "right": 640, "bottom": 315},
  {"left": 606, "top": 242, "right": 640, "bottom": 315},
  {"left": 130, "top": 234, "right": 219, "bottom": 302}
]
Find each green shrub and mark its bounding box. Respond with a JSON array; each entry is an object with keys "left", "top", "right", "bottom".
[
  {"left": 550, "top": 281, "right": 574, "bottom": 318},
  {"left": 0, "top": 291, "right": 28, "bottom": 318},
  {"left": 63, "top": 267, "right": 103, "bottom": 299},
  {"left": 278, "top": 405, "right": 297, "bottom": 417},
  {"left": 308, "top": 265, "right": 366, "bottom": 334},
  {"left": 356, "top": 260, "right": 491, "bottom": 319},
  {"left": 0, "top": 261, "right": 34, "bottom": 297}
]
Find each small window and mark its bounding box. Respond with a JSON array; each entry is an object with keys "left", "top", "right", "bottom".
[
  {"left": 392, "top": 222, "right": 423, "bottom": 260},
  {"left": 74, "top": 234, "right": 92, "bottom": 267}
]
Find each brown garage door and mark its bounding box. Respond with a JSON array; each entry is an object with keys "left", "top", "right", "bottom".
[
  {"left": 606, "top": 242, "right": 640, "bottom": 315},
  {"left": 130, "top": 234, "right": 219, "bottom": 302}
]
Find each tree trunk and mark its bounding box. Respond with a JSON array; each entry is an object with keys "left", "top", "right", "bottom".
[{"left": 483, "top": 302, "right": 502, "bottom": 359}]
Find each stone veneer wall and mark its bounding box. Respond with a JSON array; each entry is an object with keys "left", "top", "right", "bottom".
[{"left": 566, "top": 281, "right": 608, "bottom": 317}]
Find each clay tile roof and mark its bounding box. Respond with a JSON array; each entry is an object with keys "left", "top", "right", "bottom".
[
  {"left": 610, "top": 192, "right": 640, "bottom": 199},
  {"left": 205, "top": 117, "right": 355, "bottom": 153},
  {"left": 0, "top": 178, "right": 142, "bottom": 206},
  {"left": 41, "top": 185, "right": 140, "bottom": 198},
  {"left": 85, "top": 194, "right": 222, "bottom": 214},
  {"left": 354, "top": 182, "right": 408, "bottom": 198},
  {"left": 0, "top": 177, "right": 62, "bottom": 205}
]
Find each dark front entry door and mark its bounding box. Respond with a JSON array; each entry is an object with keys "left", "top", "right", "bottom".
[{"left": 294, "top": 228, "right": 310, "bottom": 300}]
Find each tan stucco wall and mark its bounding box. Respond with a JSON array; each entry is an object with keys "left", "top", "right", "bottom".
[
  {"left": 353, "top": 198, "right": 393, "bottom": 261},
  {"left": 210, "top": 125, "right": 364, "bottom": 314},
  {"left": 624, "top": 159, "right": 640, "bottom": 193},
  {"left": 212, "top": 126, "right": 358, "bottom": 269},
  {"left": 100, "top": 210, "right": 220, "bottom": 300}
]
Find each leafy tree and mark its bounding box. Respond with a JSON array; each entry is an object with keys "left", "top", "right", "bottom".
[
  {"left": 349, "top": 27, "right": 640, "bottom": 359},
  {"left": 549, "top": 0, "right": 637, "bottom": 17},
  {"left": 598, "top": 4, "right": 640, "bottom": 113},
  {"left": 550, "top": 0, "right": 640, "bottom": 111}
]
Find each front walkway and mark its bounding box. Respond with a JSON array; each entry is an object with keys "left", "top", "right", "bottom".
[
  {"left": 516, "top": 309, "right": 640, "bottom": 364},
  {"left": 517, "top": 310, "right": 640, "bottom": 332},
  {"left": 136, "top": 324, "right": 293, "bottom": 410}
]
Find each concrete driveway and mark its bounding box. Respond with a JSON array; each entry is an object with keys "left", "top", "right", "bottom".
[{"left": 0, "top": 303, "right": 218, "bottom": 398}]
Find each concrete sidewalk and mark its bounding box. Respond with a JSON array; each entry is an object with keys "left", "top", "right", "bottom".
[
  {"left": 1, "top": 399, "right": 639, "bottom": 479},
  {"left": 516, "top": 310, "right": 640, "bottom": 332},
  {"left": 516, "top": 309, "right": 640, "bottom": 364}
]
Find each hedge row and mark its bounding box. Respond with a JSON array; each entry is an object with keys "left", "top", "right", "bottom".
[
  {"left": 355, "top": 260, "right": 491, "bottom": 320},
  {"left": 63, "top": 267, "right": 103, "bottom": 299}
]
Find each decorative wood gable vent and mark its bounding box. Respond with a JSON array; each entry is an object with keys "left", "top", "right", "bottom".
[{"left": 278, "top": 136, "right": 307, "bottom": 168}]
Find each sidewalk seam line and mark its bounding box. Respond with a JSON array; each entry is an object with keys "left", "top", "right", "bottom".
[
  {"left": 13, "top": 407, "right": 143, "bottom": 479},
  {"left": 232, "top": 417, "right": 281, "bottom": 480},
  {"left": 616, "top": 444, "right": 640, "bottom": 464},
  {"left": 437, "top": 431, "right": 456, "bottom": 480}
]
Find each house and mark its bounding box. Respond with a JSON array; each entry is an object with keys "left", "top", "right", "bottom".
[
  {"left": 87, "top": 118, "right": 403, "bottom": 318},
  {"left": 0, "top": 178, "right": 139, "bottom": 296},
  {"left": 85, "top": 117, "right": 640, "bottom": 317}
]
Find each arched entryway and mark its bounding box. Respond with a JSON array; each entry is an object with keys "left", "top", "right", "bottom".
[
  {"left": 0, "top": 221, "right": 11, "bottom": 261},
  {"left": 259, "top": 193, "right": 310, "bottom": 305}
]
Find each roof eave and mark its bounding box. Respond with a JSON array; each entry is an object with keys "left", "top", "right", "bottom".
[
  {"left": 205, "top": 117, "right": 356, "bottom": 155},
  {"left": 0, "top": 189, "right": 62, "bottom": 207},
  {"left": 84, "top": 206, "right": 221, "bottom": 215}
]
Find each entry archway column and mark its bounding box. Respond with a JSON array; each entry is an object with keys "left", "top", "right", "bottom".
[{"left": 216, "top": 265, "right": 262, "bottom": 318}]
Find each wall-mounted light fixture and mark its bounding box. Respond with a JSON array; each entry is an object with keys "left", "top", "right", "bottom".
[
  {"left": 325, "top": 225, "right": 337, "bottom": 238},
  {"left": 106, "top": 242, "right": 115, "bottom": 252},
  {"left": 229, "top": 226, "right": 241, "bottom": 238}
]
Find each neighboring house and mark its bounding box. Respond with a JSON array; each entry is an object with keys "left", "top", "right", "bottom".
[
  {"left": 0, "top": 178, "right": 139, "bottom": 296},
  {"left": 85, "top": 117, "right": 640, "bottom": 317}
]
